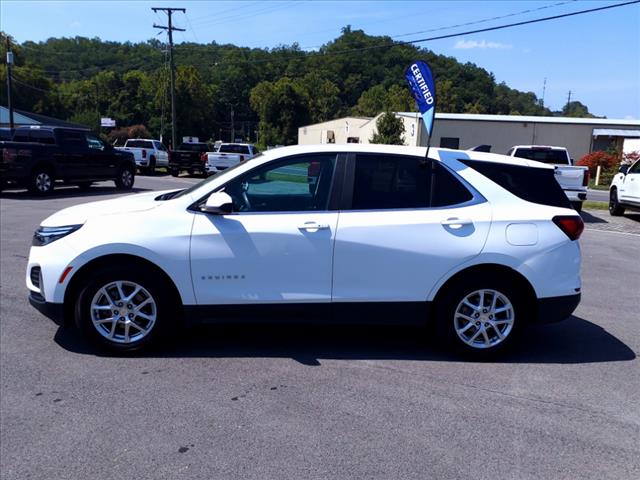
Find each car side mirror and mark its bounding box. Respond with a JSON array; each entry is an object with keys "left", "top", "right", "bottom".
[
  {"left": 202, "top": 191, "right": 233, "bottom": 214},
  {"left": 619, "top": 165, "right": 629, "bottom": 175}
]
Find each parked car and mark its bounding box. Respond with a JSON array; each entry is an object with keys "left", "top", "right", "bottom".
[
  {"left": 507, "top": 145, "right": 589, "bottom": 212},
  {"left": 203, "top": 143, "right": 259, "bottom": 175},
  {"left": 1, "top": 126, "right": 136, "bottom": 194},
  {"left": 117, "top": 139, "right": 169, "bottom": 174},
  {"left": 609, "top": 159, "right": 640, "bottom": 215},
  {"left": 168, "top": 142, "right": 210, "bottom": 177},
  {"left": 26, "top": 144, "right": 583, "bottom": 358}
]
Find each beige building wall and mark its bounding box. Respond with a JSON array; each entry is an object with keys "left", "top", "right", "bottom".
[{"left": 298, "top": 117, "right": 372, "bottom": 145}]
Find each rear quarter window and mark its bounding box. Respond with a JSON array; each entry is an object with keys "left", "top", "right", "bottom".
[{"left": 461, "top": 159, "right": 570, "bottom": 208}]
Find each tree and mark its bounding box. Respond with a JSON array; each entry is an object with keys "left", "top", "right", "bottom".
[
  {"left": 561, "top": 100, "right": 596, "bottom": 118},
  {"left": 370, "top": 112, "right": 405, "bottom": 145}
]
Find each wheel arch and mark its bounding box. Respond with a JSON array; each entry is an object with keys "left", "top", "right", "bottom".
[
  {"left": 63, "top": 253, "right": 183, "bottom": 324},
  {"left": 430, "top": 263, "right": 538, "bottom": 322},
  {"left": 30, "top": 160, "right": 56, "bottom": 177}
]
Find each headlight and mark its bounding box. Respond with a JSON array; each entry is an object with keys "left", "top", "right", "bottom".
[{"left": 32, "top": 224, "right": 83, "bottom": 246}]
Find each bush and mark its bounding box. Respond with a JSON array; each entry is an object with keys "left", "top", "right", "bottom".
[
  {"left": 577, "top": 151, "right": 618, "bottom": 176},
  {"left": 107, "top": 125, "right": 152, "bottom": 146}
]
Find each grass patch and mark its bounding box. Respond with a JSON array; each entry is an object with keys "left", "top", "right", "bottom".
[
  {"left": 583, "top": 200, "right": 608, "bottom": 211},
  {"left": 588, "top": 180, "right": 610, "bottom": 191}
]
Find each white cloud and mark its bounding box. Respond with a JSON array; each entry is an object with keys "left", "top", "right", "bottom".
[{"left": 454, "top": 39, "right": 512, "bottom": 50}]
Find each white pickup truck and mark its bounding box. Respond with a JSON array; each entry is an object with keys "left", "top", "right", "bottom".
[
  {"left": 116, "top": 139, "right": 169, "bottom": 174},
  {"left": 203, "top": 143, "right": 258, "bottom": 176},
  {"left": 507, "top": 145, "right": 589, "bottom": 212}
]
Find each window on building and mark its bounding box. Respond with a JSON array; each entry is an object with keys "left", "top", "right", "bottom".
[{"left": 440, "top": 137, "right": 460, "bottom": 149}]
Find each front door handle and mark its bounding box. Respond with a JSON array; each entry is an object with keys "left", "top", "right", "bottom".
[
  {"left": 441, "top": 217, "right": 473, "bottom": 229},
  {"left": 298, "top": 221, "right": 330, "bottom": 232}
]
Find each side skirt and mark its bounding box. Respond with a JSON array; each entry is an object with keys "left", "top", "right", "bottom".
[{"left": 183, "top": 302, "right": 433, "bottom": 326}]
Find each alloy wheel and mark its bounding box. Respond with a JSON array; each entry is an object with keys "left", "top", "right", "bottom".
[
  {"left": 90, "top": 280, "right": 157, "bottom": 344},
  {"left": 35, "top": 172, "right": 52, "bottom": 192},
  {"left": 453, "top": 289, "right": 515, "bottom": 349}
]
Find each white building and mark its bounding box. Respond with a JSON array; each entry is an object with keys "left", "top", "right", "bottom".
[{"left": 298, "top": 112, "right": 640, "bottom": 160}]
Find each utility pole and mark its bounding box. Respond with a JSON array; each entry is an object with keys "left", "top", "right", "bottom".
[
  {"left": 566, "top": 90, "right": 572, "bottom": 110},
  {"left": 5, "top": 37, "right": 15, "bottom": 129},
  {"left": 540, "top": 77, "right": 547, "bottom": 108},
  {"left": 230, "top": 106, "right": 234, "bottom": 142},
  {"left": 153, "top": 7, "right": 185, "bottom": 149}
]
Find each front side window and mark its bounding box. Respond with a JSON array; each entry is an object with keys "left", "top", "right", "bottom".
[
  {"left": 628, "top": 160, "right": 640, "bottom": 174},
  {"left": 223, "top": 154, "right": 336, "bottom": 212},
  {"left": 86, "top": 134, "right": 105, "bottom": 151}
]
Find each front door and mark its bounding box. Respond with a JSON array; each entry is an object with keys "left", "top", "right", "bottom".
[
  {"left": 190, "top": 153, "right": 340, "bottom": 305},
  {"left": 620, "top": 160, "right": 640, "bottom": 204}
]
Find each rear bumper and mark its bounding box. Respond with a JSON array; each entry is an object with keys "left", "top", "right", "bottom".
[
  {"left": 535, "top": 293, "right": 580, "bottom": 324},
  {"left": 29, "top": 292, "right": 65, "bottom": 326}
]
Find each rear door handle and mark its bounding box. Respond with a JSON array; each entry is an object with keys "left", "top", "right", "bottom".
[
  {"left": 298, "top": 221, "right": 330, "bottom": 231},
  {"left": 441, "top": 217, "right": 473, "bottom": 229}
]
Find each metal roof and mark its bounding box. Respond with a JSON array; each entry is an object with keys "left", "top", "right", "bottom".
[
  {"left": 396, "top": 112, "right": 640, "bottom": 126},
  {"left": 592, "top": 128, "right": 640, "bottom": 137}
]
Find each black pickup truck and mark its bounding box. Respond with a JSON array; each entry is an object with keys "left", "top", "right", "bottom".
[
  {"left": 169, "top": 142, "right": 210, "bottom": 177},
  {"left": 0, "top": 126, "right": 136, "bottom": 194}
]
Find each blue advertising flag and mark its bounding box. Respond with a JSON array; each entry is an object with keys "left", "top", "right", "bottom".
[{"left": 405, "top": 61, "right": 437, "bottom": 139}]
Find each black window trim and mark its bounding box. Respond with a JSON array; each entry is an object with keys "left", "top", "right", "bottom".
[
  {"left": 340, "top": 152, "right": 485, "bottom": 212},
  {"left": 189, "top": 152, "right": 347, "bottom": 214}
]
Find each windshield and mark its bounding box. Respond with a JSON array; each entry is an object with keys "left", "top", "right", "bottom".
[
  {"left": 126, "top": 140, "right": 154, "bottom": 148},
  {"left": 171, "top": 154, "right": 263, "bottom": 199},
  {"left": 514, "top": 148, "right": 569, "bottom": 165},
  {"left": 177, "top": 143, "right": 209, "bottom": 152}
]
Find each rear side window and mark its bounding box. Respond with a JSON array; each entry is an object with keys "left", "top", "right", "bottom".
[
  {"left": 513, "top": 148, "right": 569, "bottom": 165},
  {"left": 352, "top": 155, "right": 473, "bottom": 210},
  {"left": 30, "top": 130, "right": 55, "bottom": 144},
  {"left": 57, "top": 130, "right": 86, "bottom": 148},
  {"left": 460, "top": 159, "right": 570, "bottom": 208}
]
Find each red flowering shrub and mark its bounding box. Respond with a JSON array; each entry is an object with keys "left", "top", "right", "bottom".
[
  {"left": 577, "top": 151, "right": 618, "bottom": 176},
  {"left": 622, "top": 150, "right": 640, "bottom": 165}
]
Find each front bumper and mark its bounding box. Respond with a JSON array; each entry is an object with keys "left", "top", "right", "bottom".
[
  {"left": 29, "top": 292, "right": 65, "bottom": 325},
  {"left": 535, "top": 293, "right": 581, "bottom": 324}
]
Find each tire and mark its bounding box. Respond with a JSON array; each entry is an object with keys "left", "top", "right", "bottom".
[
  {"left": 77, "top": 181, "right": 92, "bottom": 191},
  {"left": 74, "top": 266, "right": 176, "bottom": 352},
  {"left": 28, "top": 167, "right": 55, "bottom": 195},
  {"left": 436, "top": 274, "right": 526, "bottom": 359},
  {"left": 147, "top": 157, "right": 156, "bottom": 176},
  {"left": 571, "top": 201, "right": 583, "bottom": 213},
  {"left": 609, "top": 188, "right": 625, "bottom": 216},
  {"left": 115, "top": 164, "right": 135, "bottom": 190},
  {"left": 170, "top": 168, "right": 180, "bottom": 177}
]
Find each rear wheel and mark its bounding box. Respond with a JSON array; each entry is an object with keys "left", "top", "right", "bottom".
[
  {"left": 571, "top": 201, "right": 583, "bottom": 213},
  {"left": 146, "top": 157, "right": 156, "bottom": 176},
  {"left": 170, "top": 168, "right": 180, "bottom": 177},
  {"left": 115, "top": 164, "right": 135, "bottom": 190},
  {"left": 436, "top": 275, "right": 525, "bottom": 359},
  {"left": 75, "top": 266, "right": 176, "bottom": 352},
  {"left": 609, "top": 188, "right": 625, "bottom": 216},
  {"left": 28, "top": 167, "right": 55, "bottom": 195}
]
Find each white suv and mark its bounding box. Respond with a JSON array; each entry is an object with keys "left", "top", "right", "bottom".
[
  {"left": 26, "top": 145, "right": 583, "bottom": 358},
  {"left": 609, "top": 159, "right": 640, "bottom": 216}
]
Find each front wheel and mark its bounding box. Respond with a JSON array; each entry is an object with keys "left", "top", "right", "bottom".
[
  {"left": 115, "top": 165, "right": 135, "bottom": 190},
  {"left": 609, "top": 189, "right": 625, "bottom": 216},
  {"left": 75, "top": 267, "right": 176, "bottom": 352},
  {"left": 436, "top": 276, "right": 524, "bottom": 359}
]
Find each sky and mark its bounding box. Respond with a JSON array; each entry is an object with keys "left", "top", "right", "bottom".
[{"left": 2, "top": 0, "right": 639, "bottom": 119}]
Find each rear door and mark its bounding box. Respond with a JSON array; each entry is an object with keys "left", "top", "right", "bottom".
[
  {"left": 83, "top": 133, "right": 115, "bottom": 178},
  {"left": 54, "top": 130, "right": 88, "bottom": 177},
  {"left": 332, "top": 153, "right": 491, "bottom": 303}
]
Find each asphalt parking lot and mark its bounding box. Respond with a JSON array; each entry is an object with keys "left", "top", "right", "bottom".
[{"left": 1, "top": 175, "right": 639, "bottom": 480}]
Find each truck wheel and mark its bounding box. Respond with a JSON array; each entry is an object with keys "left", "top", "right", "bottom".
[
  {"left": 28, "top": 167, "right": 55, "bottom": 195},
  {"left": 609, "top": 188, "right": 625, "bottom": 216},
  {"left": 147, "top": 157, "right": 156, "bottom": 176},
  {"left": 170, "top": 168, "right": 180, "bottom": 177},
  {"left": 115, "top": 165, "right": 135, "bottom": 190}
]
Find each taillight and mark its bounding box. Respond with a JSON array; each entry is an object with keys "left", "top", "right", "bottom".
[
  {"left": 583, "top": 169, "right": 590, "bottom": 187},
  {"left": 200, "top": 152, "right": 208, "bottom": 163},
  {"left": 142, "top": 149, "right": 147, "bottom": 159},
  {"left": 308, "top": 161, "right": 321, "bottom": 176},
  {"left": 552, "top": 215, "right": 584, "bottom": 241},
  {"left": 239, "top": 155, "right": 245, "bottom": 162},
  {"left": 2, "top": 149, "right": 17, "bottom": 163}
]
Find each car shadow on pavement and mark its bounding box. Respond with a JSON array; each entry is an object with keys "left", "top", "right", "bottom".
[
  {"left": 579, "top": 210, "right": 608, "bottom": 224},
  {"left": 53, "top": 315, "right": 635, "bottom": 365},
  {"left": 0, "top": 185, "right": 150, "bottom": 200}
]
